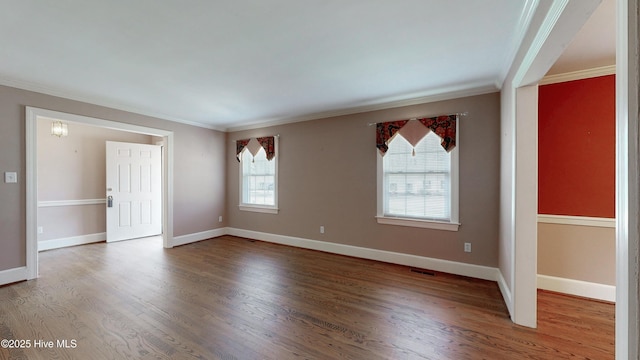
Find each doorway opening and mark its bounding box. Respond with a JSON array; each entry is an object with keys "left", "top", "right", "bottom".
[{"left": 25, "top": 107, "right": 175, "bottom": 279}]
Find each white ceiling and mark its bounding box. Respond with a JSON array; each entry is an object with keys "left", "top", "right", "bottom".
[{"left": 0, "top": 1, "right": 613, "bottom": 130}]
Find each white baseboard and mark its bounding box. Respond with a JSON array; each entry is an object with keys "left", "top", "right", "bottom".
[
  {"left": 171, "top": 228, "right": 227, "bottom": 247},
  {"left": 497, "top": 271, "right": 514, "bottom": 318},
  {"left": 169, "top": 227, "right": 500, "bottom": 282},
  {"left": 537, "top": 274, "right": 616, "bottom": 302},
  {"left": 38, "top": 233, "right": 106, "bottom": 251},
  {"left": 35, "top": 228, "right": 616, "bottom": 305},
  {"left": 37, "top": 228, "right": 228, "bottom": 251},
  {"left": 16, "top": 226, "right": 514, "bottom": 312},
  {"left": 226, "top": 228, "right": 499, "bottom": 282},
  {"left": 0, "top": 266, "right": 28, "bottom": 286}
]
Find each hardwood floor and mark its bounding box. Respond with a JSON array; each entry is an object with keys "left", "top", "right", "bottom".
[{"left": 0, "top": 236, "right": 614, "bottom": 359}]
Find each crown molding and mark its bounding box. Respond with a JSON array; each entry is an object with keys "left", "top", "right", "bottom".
[
  {"left": 225, "top": 83, "right": 499, "bottom": 132},
  {"left": 0, "top": 75, "right": 224, "bottom": 131},
  {"left": 539, "top": 65, "right": 616, "bottom": 85},
  {"left": 497, "top": 0, "right": 540, "bottom": 87},
  {"left": 513, "top": 0, "right": 569, "bottom": 87},
  {"left": 2, "top": 74, "right": 500, "bottom": 134}
]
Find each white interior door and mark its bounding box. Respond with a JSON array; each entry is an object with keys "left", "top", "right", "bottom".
[{"left": 106, "top": 141, "right": 162, "bottom": 242}]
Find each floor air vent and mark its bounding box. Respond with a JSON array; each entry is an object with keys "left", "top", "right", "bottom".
[{"left": 410, "top": 268, "right": 436, "bottom": 276}]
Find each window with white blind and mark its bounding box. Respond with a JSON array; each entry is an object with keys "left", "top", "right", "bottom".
[
  {"left": 377, "top": 131, "right": 459, "bottom": 231},
  {"left": 239, "top": 145, "right": 278, "bottom": 213}
]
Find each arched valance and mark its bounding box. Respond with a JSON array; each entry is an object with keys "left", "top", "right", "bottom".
[
  {"left": 376, "top": 114, "right": 457, "bottom": 156},
  {"left": 236, "top": 136, "right": 276, "bottom": 161},
  {"left": 236, "top": 139, "right": 251, "bottom": 161}
]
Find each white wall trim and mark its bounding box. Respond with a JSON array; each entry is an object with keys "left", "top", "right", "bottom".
[
  {"left": 226, "top": 84, "right": 498, "bottom": 132},
  {"left": 6, "top": 225, "right": 507, "bottom": 306},
  {"left": 537, "top": 274, "right": 616, "bottom": 303},
  {"left": 539, "top": 65, "right": 616, "bottom": 85},
  {"left": 507, "top": 0, "right": 603, "bottom": 330},
  {"left": 149, "top": 226, "right": 503, "bottom": 284},
  {"left": 512, "top": 0, "right": 568, "bottom": 87},
  {"left": 171, "top": 228, "right": 227, "bottom": 248},
  {"left": 238, "top": 205, "right": 279, "bottom": 214},
  {"left": 375, "top": 216, "right": 460, "bottom": 231},
  {"left": 30, "top": 107, "right": 174, "bottom": 136},
  {"left": 616, "top": 0, "right": 640, "bottom": 357},
  {"left": 26, "top": 108, "right": 38, "bottom": 280},
  {"left": 497, "top": 0, "right": 540, "bottom": 87},
  {"left": 0, "top": 266, "right": 29, "bottom": 286},
  {"left": 38, "top": 233, "right": 105, "bottom": 252},
  {"left": 0, "top": 75, "right": 223, "bottom": 131},
  {"left": 38, "top": 199, "right": 106, "bottom": 207},
  {"left": 497, "top": 270, "right": 514, "bottom": 317},
  {"left": 26, "top": 106, "right": 175, "bottom": 281},
  {"left": 226, "top": 228, "right": 499, "bottom": 282},
  {"left": 537, "top": 214, "right": 616, "bottom": 228}
]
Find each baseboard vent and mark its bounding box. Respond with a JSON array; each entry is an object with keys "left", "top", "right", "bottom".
[{"left": 411, "top": 268, "right": 436, "bottom": 276}]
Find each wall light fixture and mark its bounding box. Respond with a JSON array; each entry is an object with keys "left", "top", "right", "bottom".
[{"left": 51, "top": 121, "right": 68, "bottom": 137}]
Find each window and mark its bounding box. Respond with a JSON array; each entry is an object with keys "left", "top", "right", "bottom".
[
  {"left": 377, "top": 131, "right": 459, "bottom": 231},
  {"left": 239, "top": 139, "right": 278, "bottom": 214}
]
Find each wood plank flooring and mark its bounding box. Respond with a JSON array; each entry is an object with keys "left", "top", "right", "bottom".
[{"left": 0, "top": 235, "right": 614, "bottom": 359}]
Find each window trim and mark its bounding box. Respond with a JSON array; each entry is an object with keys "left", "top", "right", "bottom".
[
  {"left": 238, "top": 137, "right": 279, "bottom": 214},
  {"left": 375, "top": 215, "right": 460, "bottom": 231},
  {"left": 376, "top": 131, "right": 459, "bottom": 231},
  {"left": 239, "top": 204, "right": 279, "bottom": 214}
]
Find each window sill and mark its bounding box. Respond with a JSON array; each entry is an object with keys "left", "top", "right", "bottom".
[
  {"left": 376, "top": 216, "right": 460, "bottom": 231},
  {"left": 239, "top": 205, "right": 279, "bottom": 214}
]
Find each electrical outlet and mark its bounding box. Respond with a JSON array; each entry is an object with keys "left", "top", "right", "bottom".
[
  {"left": 464, "top": 243, "right": 472, "bottom": 253},
  {"left": 37, "top": 226, "right": 44, "bottom": 234},
  {"left": 219, "top": 216, "right": 223, "bottom": 222},
  {"left": 320, "top": 226, "right": 325, "bottom": 234},
  {"left": 4, "top": 172, "right": 17, "bottom": 183}
]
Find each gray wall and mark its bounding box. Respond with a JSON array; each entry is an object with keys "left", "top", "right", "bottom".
[
  {"left": 37, "top": 121, "right": 154, "bottom": 241},
  {"left": 0, "top": 84, "right": 498, "bottom": 272},
  {"left": 227, "top": 92, "right": 501, "bottom": 267},
  {"left": 0, "top": 84, "right": 226, "bottom": 271}
]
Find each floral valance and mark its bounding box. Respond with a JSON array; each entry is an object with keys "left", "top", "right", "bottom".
[
  {"left": 236, "top": 136, "right": 276, "bottom": 162},
  {"left": 236, "top": 139, "right": 251, "bottom": 161},
  {"left": 376, "top": 114, "right": 457, "bottom": 156}
]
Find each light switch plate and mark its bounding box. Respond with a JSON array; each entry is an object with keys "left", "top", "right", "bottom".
[{"left": 4, "top": 172, "right": 17, "bottom": 183}]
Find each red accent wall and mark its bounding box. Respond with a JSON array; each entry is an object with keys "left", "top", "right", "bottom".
[{"left": 538, "top": 75, "right": 615, "bottom": 218}]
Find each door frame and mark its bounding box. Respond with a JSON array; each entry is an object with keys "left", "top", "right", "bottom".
[
  {"left": 25, "top": 107, "right": 175, "bottom": 279},
  {"left": 507, "top": 0, "right": 638, "bottom": 357},
  {"left": 505, "top": 0, "right": 602, "bottom": 328},
  {"left": 615, "top": 0, "right": 640, "bottom": 357}
]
